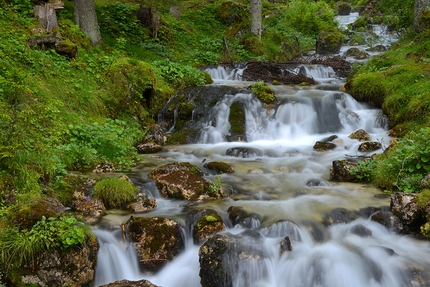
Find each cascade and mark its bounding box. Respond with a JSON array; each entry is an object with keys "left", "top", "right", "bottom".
[{"left": 93, "top": 13, "right": 430, "bottom": 287}]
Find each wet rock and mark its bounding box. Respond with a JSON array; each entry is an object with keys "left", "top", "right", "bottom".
[
  {"left": 306, "top": 179, "right": 330, "bottom": 186},
  {"left": 370, "top": 210, "right": 403, "bottom": 232},
  {"left": 226, "top": 147, "right": 262, "bottom": 158},
  {"left": 156, "top": 170, "right": 213, "bottom": 200},
  {"left": 188, "top": 209, "right": 225, "bottom": 244},
  {"left": 23, "top": 236, "right": 99, "bottom": 287},
  {"left": 204, "top": 161, "right": 235, "bottom": 174},
  {"left": 128, "top": 217, "right": 185, "bottom": 273},
  {"left": 350, "top": 224, "right": 372, "bottom": 237},
  {"left": 390, "top": 192, "right": 425, "bottom": 232},
  {"left": 330, "top": 159, "right": 359, "bottom": 182},
  {"left": 99, "top": 279, "right": 160, "bottom": 287},
  {"left": 137, "top": 142, "right": 163, "bottom": 154},
  {"left": 358, "top": 141, "right": 382, "bottom": 152},
  {"left": 323, "top": 207, "right": 359, "bottom": 226},
  {"left": 227, "top": 206, "right": 261, "bottom": 228},
  {"left": 348, "top": 129, "right": 370, "bottom": 142},
  {"left": 280, "top": 236, "right": 293, "bottom": 254},
  {"left": 345, "top": 47, "right": 369, "bottom": 59},
  {"left": 320, "top": 135, "right": 338, "bottom": 142},
  {"left": 366, "top": 45, "right": 387, "bottom": 52},
  {"left": 148, "top": 162, "right": 204, "bottom": 180},
  {"left": 199, "top": 231, "right": 264, "bottom": 287},
  {"left": 127, "top": 198, "right": 157, "bottom": 213},
  {"left": 313, "top": 141, "right": 337, "bottom": 151}
]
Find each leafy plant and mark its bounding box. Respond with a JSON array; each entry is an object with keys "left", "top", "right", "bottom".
[
  {"left": 349, "top": 159, "right": 377, "bottom": 182},
  {"left": 208, "top": 176, "right": 223, "bottom": 197},
  {"left": 92, "top": 177, "right": 137, "bottom": 209}
]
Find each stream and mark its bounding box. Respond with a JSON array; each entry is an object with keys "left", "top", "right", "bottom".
[{"left": 91, "top": 13, "right": 430, "bottom": 287}]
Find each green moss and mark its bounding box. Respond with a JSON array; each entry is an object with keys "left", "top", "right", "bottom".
[
  {"left": 229, "top": 101, "right": 246, "bottom": 137},
  {"left": 196, "top": 213, "right": 222, "bottom": 230},
  {"left": 248, "top": 81, "right": 276, "bottom": 104},
  {"left": 92, "top": 177, "right": 137, "bottom": 209},
  {"left": 348, "top": 72, "right": 387, "bottom": 107}
]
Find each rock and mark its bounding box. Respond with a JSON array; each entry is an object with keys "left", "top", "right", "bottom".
[
  {"left": 99, "top": 279, "right": 160, "bottom": 287},
  {"left": 127, "top": 198, "right": 157, "bottom": 213},
  {"left": 366, "top": 45, "right": 387, "bottom": 52},
  {"left": 226, "top": 147, "right": 262, "bottom": 158},
  {"left": 73, "top": 192, "right": 106, "bottom": 224},
  {"left": 11, "top": 197, "right": 65, "bottom": 229},
  {"left": 349, "top": 129, "right": 370, "bottom": 142},
  {"left": 187, "top": 209, "right": 225, "bottom": 244},
  {"left": 313, "top": 141, "right": 337, "bottom": 151},
  {"left": 323, "top": 207, "right": 359, "bottom": 226},
  {"left": 28, "top": 36, "right": 77, "bottom": 58},
  {"left": 93, "top": 161, "right": 116, "bottom": 173},
  {"left": 143, "top": 124, "right": 165, "bottom": 145},
  {"left": 148, "top": 162, "right": 203, "bottom": 180},
  {"left": 370, "top": 210, "right": 403, "bottom": 232},
  {"left": 280, "top": 236, "right": 293, "bottom": 254},
  {"left": 199, "top": 231, "right": 264, "bottom": 287},
  {"left": 204, "top": 161, "right": 235, "bottom": 174},
  {"left": 358, "top": 141, "right": 382, "bottom": 152},
  {"left": 330, "top": 159, "right": 359, "bottom": 182},
  {"left": 345, "top": 47, "right": 369, "bottom": 59},
  {"left": 156, "top": 170, "right": 212, "bottom": 200},
  {"left": 23, "top": 236, "right": 99, "bottom": 287},
  {"left": 137, "top": 142, "right": 162, "bottom": 154},
  {"left": 337, "top": 1, "right": 351, "bottom": 15},
  {"left": 420, "top": 174, "right": 430, "bottom": 189},
  {"left": 227, "top": 206, "right": 261, "bottom": 228},
  {"left": 128, "top": 217, "right": 185, "bottom": 273},
  {"left": 350, "top": 224, "right": 372, "bottom": 237},
  {"left": 316, "top": 32, "right": 343, "bottom": 54},
  {"left": 306, "top": 179, "right": 329, "bottom": 186},
  {"left": 390, "top": 192, "right": 425, "bottom": 232}
]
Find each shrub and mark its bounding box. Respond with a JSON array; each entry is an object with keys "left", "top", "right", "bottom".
[{"left": 92, "top": 177, "right": 137, "bottom": 209}]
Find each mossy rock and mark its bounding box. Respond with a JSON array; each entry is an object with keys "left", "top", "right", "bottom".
[
  {"left": 248, "top": 81, "right": 276, "bottom": 104},
  {"left": 194, "top": 212, "right": 224, "bottom": 244},
  {"left": 313, "top": 141, "right": 337, "bottom": 151},
  {"left": 156, "top": 170, "right": 211, "bottom": 200},
  {"left": 11, "top": 197, "right": 65, "bottom": 229},
  {"left": 316, "top": 31, "right": 343, "bottom": 54},
  {"left": 204, "top": 161, "right": 235, "bottom": 174},
  {"left": 228, "top": 101, "right": 246, "bottom": 141},
  {"left": 346, "top": 71, "right": 386, "bottom": 108},
  {"left": 92, "top": 177, "right": 137, "bottom": 209},
  {"left": 337, "top": 1, "right": 351, "bottom": 16},
  {"left": 148, "top": 162, "right": 204, "bottom": 180}
]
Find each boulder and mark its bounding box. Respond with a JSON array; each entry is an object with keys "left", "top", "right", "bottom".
[
  {"left": 73, "top": 191, "right": 106, "bottom": 224},
  {"left": 345, "top": 47, "right": 369, "bottom": 59},
  {"left": 330, "top": 159, "right": 359, "bottom": 182},
  {"left": 148, "top": 162, "right": 203, "bottom": 180},
  {"left": 187, "top": 209, "right": 225, "bottom": 244},
  {"left": 420, "top": 174, "right": 430, "bottom": 189},
  {"left": 226, "top": 147, "right": 262, "bottom": 158},
  {"left": 137, "top": 142, "right": 162, "bottom": 154},
  {"left": 316, "top": 32, "right": 343, "bottom": 54},
  {"left": 366, "top": 45, "right": 387, "bottom": 52},
  {"left": 127, "top": 198, "right": 157, "bottom": 213},
  {"left": 128, "top": 217, "right": 184, "bottom": 272},
  {"left": 313, "top": 141, "right": 337, "bottom": 151},
  {"left": 227, "top": 206, "right": 261, "bottom": 228},
  {"left": 337, "top": 1, "right": 351, "bottom": 15},
  {"left": 349, "top": 129, "right": 370, "bottom": 142},
  {"left": 93, "top": 161, "right": 116, "bottom": 173},
  {"left": 204, "top": 161, "right": 235, "bottom": 174},
  {"left": 358, "top": 141, "right": 382, "bottom": 152},
  {"left": 323, "top": 207, "right": 359, "bottom": 226},
  {"left": 390, "top": 192, "right": 425, "bottom": 232},
  {"left": 99, "top": 279, "right": 160, "bottom": 287},
  {"left": 156, "top": 170, "right": 212, "bottom": 200},
  {"left": 23, "top": 236, "right": 99, "bottom": 287}
]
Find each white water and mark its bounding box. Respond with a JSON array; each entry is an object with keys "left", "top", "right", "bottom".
[{"left": 92, "top": 13, "right": 430, "bottom": 287}]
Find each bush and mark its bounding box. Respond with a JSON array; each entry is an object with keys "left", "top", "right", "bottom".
[
  {"left": 374, "top": 128, "right": 430, "bottom": 193},
  {"left": 92, "top": 177, "right": 137, "bottom": 209}
]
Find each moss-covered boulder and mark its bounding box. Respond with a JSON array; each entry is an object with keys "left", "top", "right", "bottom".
[
  {"left": 128, "top": 217, "right": 184, "bottom": 272},
  {"left": 337, "top": 1, "right": 351, "bottom": 16},
  {"left": 11, "top": 197, "right": 65, "bottom": 229},
  {"left": 248, "top": 80, "right": 276, "bottom": 104},
  {"left": 346, "top": 47, "right": 369, "bottom": 60},
  {"left": 148, "top": 162, "right": 204, "bottom": 180},
  {"left": 316, "top": 31, "right": 343, "bottom": 54},
  {"left": 313, "top": 141, "right": 337, "bottom": 151},
  {"left": 204, "top": 161, "right": 235, "bottom": 174},
  {"left": 358, "top": 141, "right": 382, "bottom": 152},
  {"left": 188, "top": 209, "right": 225, "bottom": 244}
]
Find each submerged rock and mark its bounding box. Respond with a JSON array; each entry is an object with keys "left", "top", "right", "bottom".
[
  {"left": 227, "top": 206, "right": 261, "bottom": 228},
  {"left": 323, "top": 207, "right": 359, "bottom": 226},
  {"left": 99, "top": 279, "right": 160, "bottom": 287},
  {"left": 226, "top": 147, "right": 262, "bottom": 158},
  {"left": 128, "top": 217, "right": 185, "bottom": 273}
]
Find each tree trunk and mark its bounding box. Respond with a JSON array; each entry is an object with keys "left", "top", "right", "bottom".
[
  {"left": 414, "top": 0, "right": 430, "bottom": 33},
  {"left": 250, "top": 0, "right": 262, "bottom": 39},
  {"left": 74, "top": 0, "right": 102, "bottom": 46}
]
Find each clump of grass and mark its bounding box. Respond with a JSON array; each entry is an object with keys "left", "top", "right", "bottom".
[{"left": 92, "top": 177, "right": 137, "bottom": 209}]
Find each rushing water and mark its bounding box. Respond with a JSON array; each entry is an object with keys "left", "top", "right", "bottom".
[{"left": 92, "top": 14, "right": 430, "bottom": 287}]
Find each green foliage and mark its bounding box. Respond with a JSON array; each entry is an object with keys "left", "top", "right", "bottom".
[
  {"left": 208, "top": 176, "right": 223, "bottom": 197},
  {"left": 92, "top": 177, "right": 137, "bottom": 209},
  {"left": 374, "top": 128, "right": 430, "bottom": 193},
  {"left": 248, "top": 80, "right": 276, "bottom": 104},
  {"left": 0, "top": 216, "right": 88, "bottom": 272},
  {"left": 152, "top": 59, "right": 208, "bottom": 88},
  {"left": 348, "top": 72, "right": 387, "bottom": 107},
  {"left": 349, "top": 159, "right": 377, "bottom": 182},
  {"left": 57, "top": 119, "right": 143, "bottom": 170}
]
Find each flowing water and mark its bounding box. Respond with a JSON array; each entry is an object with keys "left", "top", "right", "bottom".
[{"left": 92, "top": 15, "right": 430, "bottom": 287}]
